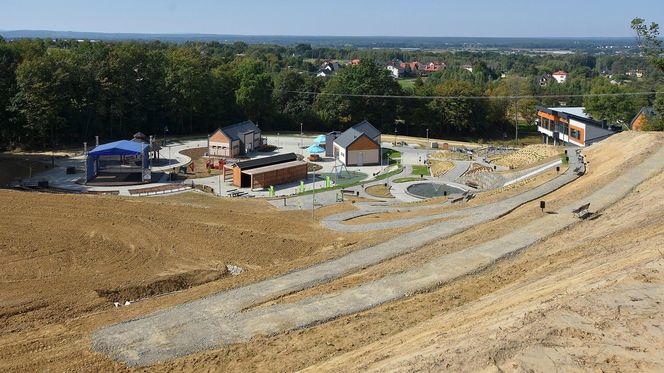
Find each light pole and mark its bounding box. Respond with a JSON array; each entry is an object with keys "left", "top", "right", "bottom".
[
  {"left": 311, "top": 173, "right": 316, "bottom": 220},
  {"left": 426, "top": 128, "right": 430, "bottom": 149},
  {"left": 300, "top": 122, "right": 303, "bottom": 154},
  {"left": 514, "top": 98, "right": 519, "bottom": 145},
  {"left": 168, "top": 145, "right": 172, "bottom": 181}
]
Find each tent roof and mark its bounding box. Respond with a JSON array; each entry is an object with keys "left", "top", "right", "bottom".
[
  {"left": 307, "top": 145, "right": 325, "bottom": 154},
  {"left": 313, "top": 135, "right": 327, "bottom": 143},
  {"left": 89, "top": 140, "right": 149, "bottom": 157}
]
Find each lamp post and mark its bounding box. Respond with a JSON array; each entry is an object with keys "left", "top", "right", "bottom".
[
  {"left": 311, "top": 173, "right": 317, "bottom": 220},
  {"left": 426, "top": 128, "right": 430, "bottom": 149},
  {"left": 168, "top": 145, "right": 172, "bottom": 181},
  {"left": 300, "top": 122, "right": 303, "bottom": 154}
]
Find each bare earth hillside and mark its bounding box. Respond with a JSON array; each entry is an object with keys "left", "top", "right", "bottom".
[{"left": 0, "top": 132, "right": 662, "bottom": 372}]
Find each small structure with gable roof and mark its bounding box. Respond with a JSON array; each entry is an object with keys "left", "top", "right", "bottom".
[
  {"left": 333, "top": 120, "right": 382, "bottom": 166},
  {"left": 208, "top": 121, "right": 262, "bottom": 158},
  {"left": 629, "top": 107, "right": 657, "bottom": 131}
]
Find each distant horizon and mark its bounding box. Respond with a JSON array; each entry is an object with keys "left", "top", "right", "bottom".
[
  {"left": 0, "top": 29, "right": 640, "bottom": 40},
  {"left": 2, "top": 0, "right": 661, "bottom": 38}
]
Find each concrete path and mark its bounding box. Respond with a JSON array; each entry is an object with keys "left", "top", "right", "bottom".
[
  {"left": 88, "top": 147, "right": 664, "bottom": 367},
  {"left": 320, "top": 154, "right": 582, "bottom": 233}
]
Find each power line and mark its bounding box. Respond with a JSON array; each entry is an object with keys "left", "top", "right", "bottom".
[{"left": 271, "top": 89, "right": 661, "bottom": 101}]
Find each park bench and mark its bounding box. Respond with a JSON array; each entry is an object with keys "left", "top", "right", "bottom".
[
  {"left": 572, "top": 202, "right": 592, "bottom": 219},
  {"left": 340, "top": 189, "right": 356, "bottom": 195},
  {"left": 465, "top": 193, "right": 475, "bottom": 202},
  {"left": 451, "top": 196, "right": 465, "bottom": 204},
  {"left": 465, "top": 181, "right": 480, "bottom": 189}
]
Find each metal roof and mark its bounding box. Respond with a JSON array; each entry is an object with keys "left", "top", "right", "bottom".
[
  {"left": 211, "top": 120, "right": 260, "bottom": 142},
  {"left": 241, "top": 160, "right": 307, "bottom": 175},
  {"left": 234, "top": 153, "right": 298, "bottom": 171},
  {"left": 333, "top": 128, "right": 366, "bottom": 149},
  {"left": 351, "top": 120, "right": 381, "bottom": 140},
  {"left": 88, "top": 140, "right": 148, "bottom": 156}
]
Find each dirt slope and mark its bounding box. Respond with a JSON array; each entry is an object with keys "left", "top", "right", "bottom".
[
  {"left": 0, "top": 132, "right": 662, "bottom": 372},
  {"left": 310, "top": 137, "right": 664, "bottom": 372},
  {"left": 0, "top": 192, "right": 386, "bottom": 371}
]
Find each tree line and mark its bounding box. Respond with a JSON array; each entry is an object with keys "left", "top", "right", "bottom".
[{"left": 0, "top": 32, "right": 662, "bottom": 150}]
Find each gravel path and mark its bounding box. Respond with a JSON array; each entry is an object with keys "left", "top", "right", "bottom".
[
  {"left": 94, "top": 148, "right": 663, "bottom": 367},
  {"left": 89, "top": 150, "right": 618, "bottom": 366}
]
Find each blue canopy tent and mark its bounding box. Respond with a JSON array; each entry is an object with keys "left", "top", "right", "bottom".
[
  {"left": 306, "top": 144, "right": 325, "bottom": 154},
  {"left": 86, "top": 140, "right": 151, "bottom": 185},
  {"left": 313, "top": 135, "right": 327, "bottom": 144}
]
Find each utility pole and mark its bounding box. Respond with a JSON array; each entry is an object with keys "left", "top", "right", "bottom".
[
  {"left": 300, "top": 122, "right": 303, "bottom": 154},
  {"left": 311, "top": 173, "right": 316, "bottom": 220},
  {"left": 426, "top": 128, "right": 430, "bottom": 149},
  {"left": 515, "top": 98, "right": 519, "bottom": 145}
]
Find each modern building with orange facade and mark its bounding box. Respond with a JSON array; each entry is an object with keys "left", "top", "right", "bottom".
[{"left": 535, "top": 106, "right": 620, "bottom": 147}]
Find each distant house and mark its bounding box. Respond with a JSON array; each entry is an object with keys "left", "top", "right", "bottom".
[
  {"left": 629, "top": 107, "right": 656, "bottom": 131},
  {"left": 536, "top": 106, "right": 620, "bottom": 147},
  {"left": 208, "top": 121, "right": 262, "bottom": 157},
  {"left": 424, "top": 61, "right": 447, "bottom": 73},
  {"left": 386, "top": 64, "right": 405, "bottom": 79},
  {"left": 552, "top": 70, "right": 568, "bottom": 83},
  {"left": 626, "top": 69, "right": 645, "bottom": 78},
  {"left": 462, "top": 64, "right": 473, "bottom": 73},
  {"left": 333, "top": 120, "right": 382, "bottom": 166},
  {"left": 316, "top": 60, "right": 340, "bottom": 78},
  {"left": 538, "top": 73, "right": 553, "bottom": 87},
  {"left": 350, "top": 59, "right": 361, "bottom": 65},
  {"left": 400, "top": 61, "right": 421, "bottom": 76}
]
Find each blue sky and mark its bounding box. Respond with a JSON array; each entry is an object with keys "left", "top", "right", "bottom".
[{"left": 1, "top": 0, "right": 662, "bottom": 37}]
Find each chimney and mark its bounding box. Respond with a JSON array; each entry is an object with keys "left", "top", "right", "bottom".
[
  {"left": 95, "top": 136, "right": 99, "bottom": 147},
  {"left": 602, "top": 119, "right": 607, "bottom": 129}
]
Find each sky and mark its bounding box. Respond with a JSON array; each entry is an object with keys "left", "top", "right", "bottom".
[{"left": 1, "top": 0, "right": 662, "bottom": 38}]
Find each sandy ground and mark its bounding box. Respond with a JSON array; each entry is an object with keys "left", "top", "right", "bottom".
[
  {"left": 492, "top": 144, "right": 562, "bottom": 170},
  {"left": 313, "top": 171, "right": 664, "bottom": 372},
  {"left": 0, "top": 191, "right": 396, "bottom": 371},
  {"left": 0, "top": 131, "right": 662, "bottom": 372}
]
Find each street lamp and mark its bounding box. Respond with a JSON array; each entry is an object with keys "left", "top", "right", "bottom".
[
  {"left": 300, "top": 122, "right": 303, "bottom": 154},
  {"left": 426, "top": 128, "right": 430, "bottom": 149}
]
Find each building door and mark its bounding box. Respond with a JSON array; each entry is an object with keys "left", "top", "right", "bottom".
[{"left": 358, "top": 152, "right": 364, "bottom": 167}]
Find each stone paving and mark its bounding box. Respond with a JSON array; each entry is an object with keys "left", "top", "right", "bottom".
[{"left": 88, "top": 147, "right": 664, "bottom": 368}]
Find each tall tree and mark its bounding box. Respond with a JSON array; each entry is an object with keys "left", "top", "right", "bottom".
[
  {"left": 233, "top": 58, "right": 274, "bottom": 124},
  {"left": 631, "top": 18, "right": 664, "bottom": 72},
  {"left": 11, "top": 49, "right": 75, "bottom": 148},
  {"left": 315, "top": 60, "right": 402, "bottom": 131},
  {"left": 0, "top": 44, "right": 21, "bottom": 147},
  {"left": 427, "top": 80, "right": 487, "bottom": 135},
  {"left": 583, "top": 77, "right": 648, "bottom": 124}
]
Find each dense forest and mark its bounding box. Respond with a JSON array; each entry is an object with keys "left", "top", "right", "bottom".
[{"left": 0, "top": 36, "right": 662, "bottom": 150}]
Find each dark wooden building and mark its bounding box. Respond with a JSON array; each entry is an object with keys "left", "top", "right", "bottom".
[{"left": 223, "top": 153, "right": 308, "bottom": 189}]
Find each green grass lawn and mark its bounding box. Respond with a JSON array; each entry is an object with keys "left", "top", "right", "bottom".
[
  {"left": 398, "top": 79, "right": 417, "bottom": 90},
  {"left": 411, "top": 165, "right": 430, "bottom": 176},
  {"left": 297, "top": 167, "right": 403, "bottom": 195},
  {"left": 393, "top": 177, "right": 422, "bottom": 183}
]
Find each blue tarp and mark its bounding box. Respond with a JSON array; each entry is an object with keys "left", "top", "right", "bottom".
[
  {"left": 88, "top": 140, "right": 149, "bottom": 156},
  {"left": 313, "top": 135, "right": 327, "bottom": 144},
  {"left": 307, "top": 144, "right": 325, "bottom": 154}
]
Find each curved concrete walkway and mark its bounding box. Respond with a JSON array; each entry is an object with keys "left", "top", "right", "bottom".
[
  {"left": 89, "top": 147, "right": 664, "bottom": 367},
  {"left": 321, "top": 154, "right": 582, "bottom": 233}
]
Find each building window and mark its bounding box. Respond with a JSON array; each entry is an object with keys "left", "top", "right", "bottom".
[{"left": 570, "top": 128, "right": 581, "bottom": 140}]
